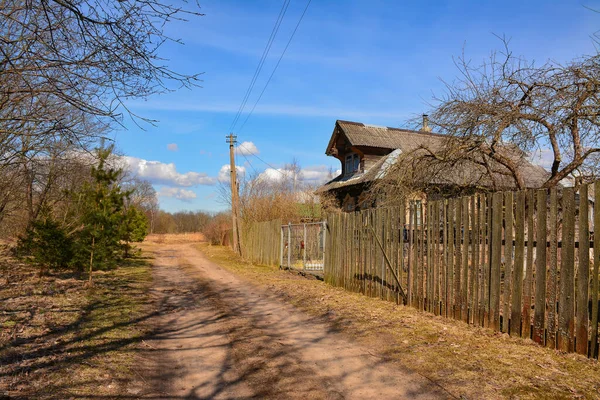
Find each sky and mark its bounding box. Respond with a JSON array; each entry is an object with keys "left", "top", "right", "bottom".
[{"left": 114, "top": 0, "right": 600, "bottom": 212}]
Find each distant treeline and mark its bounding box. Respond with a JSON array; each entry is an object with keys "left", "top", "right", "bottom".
[
  {"left": 152, "top": 210, "right": 219, "bottom": 234},
  {"left": 151, "top": 210, "right": 231, "bottom": 245}
]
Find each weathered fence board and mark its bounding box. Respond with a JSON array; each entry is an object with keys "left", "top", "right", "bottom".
[
  {"left": 592, "top": 181, "right": 600, "bottom": 358},
  {"left": 316, "top": 182, "right": 599, "bottom": 359},
  {"left": 503, "top": 191, "right": 514, "bottom": 334},
  {"left": 558, "top": 188, "right": 575, "bottom": 352},
  {"left": 241, "top": 219, "right": 281, "bottom": 266},
  {"left": 533, "top": 189, "right": 547, "bottom": 345},
  {"left": 490, "top": 192, "right": 502, "bottom": 331},
  {"left": 576, "top": 185, "right": 589, "bottom": 356},
  {"left": 523, "top": 190, "right": 535, "bottom": 339},
  {"left": 548, "top": 188, "right": 559, "bottom": 349},
  {"left": 511, "top": 191, "right": 525, "bottom": 337}
]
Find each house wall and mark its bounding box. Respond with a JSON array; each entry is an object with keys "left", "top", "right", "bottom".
[{"left": 363, "top": 154, "right": 383, "bottom": 171}]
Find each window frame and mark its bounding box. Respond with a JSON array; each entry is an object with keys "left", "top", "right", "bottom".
[{"left": 344, "top": 152, "right": 360, "bottom": 175}]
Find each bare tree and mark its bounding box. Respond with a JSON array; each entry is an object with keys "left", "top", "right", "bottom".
[
  {"left": 426, "top": 39, "right": 600, "bottom": 188},
  {"left": 0, "top": 0, "right": 203, "bottom": 227}
]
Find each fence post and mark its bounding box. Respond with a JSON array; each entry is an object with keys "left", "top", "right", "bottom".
[
  {"left": 287, "top": 222, "right": 292, "bottom": 269},
  {"left": 322, "top": 220, "right": 327, "bottom": 267},
  {"left": 303, "top": 223, "right": 307, "bottom": 270},
  {"left": 280, "top": 225, "right": 284, "bottom": 268}
]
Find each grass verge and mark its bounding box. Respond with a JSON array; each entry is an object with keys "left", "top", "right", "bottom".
[
  {"left": 198, "top": 243, "right": 600, "bottom": 400},
  {"left": 0, "top": 251, "right": 152, "bottom": 399}
]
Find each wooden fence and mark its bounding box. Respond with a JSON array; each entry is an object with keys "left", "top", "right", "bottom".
[
  {"left": 240, "top": 219, "right": 281, "bottom": 266},
  {"left": 324, "top": 183, "right": 600, "bottom": 359}
]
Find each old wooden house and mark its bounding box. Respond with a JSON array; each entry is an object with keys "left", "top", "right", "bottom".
[{"left": 317, "top": 119, "right": 550, "bottom": 211}]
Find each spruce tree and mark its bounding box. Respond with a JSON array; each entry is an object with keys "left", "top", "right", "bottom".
[
  {"left": 120, "top": 206, "right": 149, "bottom": 258},
  {"left": 72, "top": 145, "right": 129, "bottom": 284}
]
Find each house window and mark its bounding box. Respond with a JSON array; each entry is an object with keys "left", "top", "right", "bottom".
[{"left": 345, "top": 153, "right": 360, "bottom": 175}]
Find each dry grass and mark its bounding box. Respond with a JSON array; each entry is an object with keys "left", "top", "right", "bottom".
[
  {"left": 145, "top": 232, "right": 206, "bottom": 244},
  {"left": 197, "top": 243, "right": 600, "bottom": 400},
  {"left": 0, "top": 248, "right": 152, "bottom": 399}
]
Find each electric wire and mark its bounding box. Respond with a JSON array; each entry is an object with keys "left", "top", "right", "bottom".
[
  {"left": 237, "top": 141, "right": 288, "bottom": 177},
  {"left": 237, "top": 0, "right": 312, "bottom": 134},
  {"left": 228, "top": 0, "right": 291, "bottom": 133}
]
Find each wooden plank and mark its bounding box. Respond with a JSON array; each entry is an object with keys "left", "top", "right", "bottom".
[
  {"left": 547, "top": 188, "right": 559, "bottom": 349},
  {"left": 461, "top": 197, "right": 470, "bottom": 323},
  {"left": 407, "top": 202, "right": 414, "bottom": 305},
  {"left": 478, "top": 194, "right": 486, "bottom": 326},
  {"left": 576, "top": 184, "right": 590, "bottom": 356},
  {"left": 533, "top": 189, "right": 548, "bottom": 345},
  {"left": 503, "top": 192, "right": 514, "bottom": 333},
  {"left": 412, "top": 204, "right": 417, "bottom": 306},
  {"left": 430, "top": 202, "right": 436, "bottom": 314},
  {"left": 350, "top": 214, "right": 354, "bottom": 289},
  {"left": 435, "top": 201, "right": 441, "bottom": 315},
  {"left": 388, "top": 207, "right": 394, "bottom": 300},
  {"left": 592, "top": 181, "right": 600, "bottom": 358},
  {"left": 426, "top": 202, "right": 432, "bottom": 312},
  {"left": 383, "top": 208, "right": 389, "bottom": 300},
  {"left": 378, "top": 208, "right": 384, "bottom": 299},
  {"left": 411, "top": 202, "right": 417, "bottom": 306},
  {"left": 410, "top": 203, "right": 416, "bottom": 306},
  {"left": 440, "top": 200, "right": 448, "bottom": 317},
  {"left": 411, "top": 203, "right": 417, "bottom": 306},
  {"left": 399, "top": 204, "right": 406, "bottom": 304},
  {"left": 455, "top": 199, "right": 462, "bottom": 320},
  {"left": 490, "top": 192, "right": 503, "bottom": 331},
  {"left": 511, "top": 191, "right": 525, "bottom": 337},
  {"left": 383, "top": 209, "right": 388, "bottom": 298},
  {"left": 469, "top": 195, "right": 477, "bottom": 324},
  {"left": 482, "top": 194, "right": 491, "bottom": 326},
  {"left": 473, "top": 195, "right": 481, "bottom": 325},
  {"left": 447, "top": 199, "right": 455, "bottom": 318},
  {"left": 558, "top": 187, "right": 575, "bottom": 352},
  {"left": 368, "top": 210, "right": 373, "bottom": 296},
  {"left": 369, "top": 222, "right": 407, "bottom": 301},
  {"left": 361, "top": 211, "right": 367, "bottom": 295},
  {"left": 523, "top": 190, "right": 535, "bottom": 339},
  {"left": 419, "top": 201, "right": 425, "bottom": 310},
  {"left": 355, "top": 213, "right": 360, "bottom": 292}
]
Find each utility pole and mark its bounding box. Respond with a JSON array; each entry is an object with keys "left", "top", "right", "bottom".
[{"left": 227, "top": 133, "right": 242, "bottom": 255}]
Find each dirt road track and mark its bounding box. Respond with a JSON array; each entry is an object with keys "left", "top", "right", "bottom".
[{"left": 138, "top": 243, "right": 450, "bottom": 399}]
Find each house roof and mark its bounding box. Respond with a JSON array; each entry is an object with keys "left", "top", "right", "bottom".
[
  {"left": 319, "top": 120, "right": 551, "bottom": 193},
  {"left": 326, "top": 120, "right": 447, "bottom": 155},
  {"left": 316, "top": 150, "right": 401, "bottom": 193}
]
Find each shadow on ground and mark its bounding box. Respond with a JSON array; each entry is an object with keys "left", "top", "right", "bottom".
[{"left": 1, "top": 248, "right": 447, "bottom": 399}]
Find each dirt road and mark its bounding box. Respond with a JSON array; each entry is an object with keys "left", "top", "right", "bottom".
[{"left": 139, "top": 243, "right": 450, "bottom": 399}]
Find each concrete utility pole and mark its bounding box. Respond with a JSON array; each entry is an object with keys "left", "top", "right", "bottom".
[{"left": 227, "top": 133, "right": 242, "bottom": 255}]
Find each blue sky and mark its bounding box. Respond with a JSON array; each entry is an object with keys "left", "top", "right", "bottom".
[{"left": 115, "top": 0, "right": 600, "bottom": 212}]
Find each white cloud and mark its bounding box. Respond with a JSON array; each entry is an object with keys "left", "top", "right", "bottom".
[
  {"left": 258, "top": 168, "right": 288, "bottom": 182},
  {"left": 235, "top": 141, "right": 259, "bottom": 156},
  {"left": 218, "top": 164, "right": 246, "bottom": 183},
  {"left": 124, "top": 156, "right": 216, "bottom": 187},
  {"left": 256, "top": 165, "right": 338, "bottom": 185},
  {"left": 157, "top": 187, "right": 197, "bottom": 201},
  {"left": 167, "top": 143, "right": 179, "bottom": 152},
  {"left": 301, "top": 166, "right": 339, "bottom": 183}
]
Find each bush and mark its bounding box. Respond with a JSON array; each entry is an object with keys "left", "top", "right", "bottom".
[
  {"left": 203, "top": 213, "right": 231, "bottom": 245},
  {"left": 15, "top": 219, "right": 73, "bottom": 276}
]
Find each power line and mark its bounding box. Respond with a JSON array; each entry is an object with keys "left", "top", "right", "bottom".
[
  {"left": 228, "top": 0, "right": 291, "bottom": 133},
  {"left": 237, "top": 141, "right": 288, "bottom": 177},
  {"left": 238, "top": 149, "right": 259, "bottom": 175},
  {"left": 238, "top": 0, "right": 312, "bottom": 134}
]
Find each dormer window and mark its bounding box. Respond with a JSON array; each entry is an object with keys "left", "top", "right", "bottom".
[{"left": 345, "top": 153, "right": 360, "bottom": 175}]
